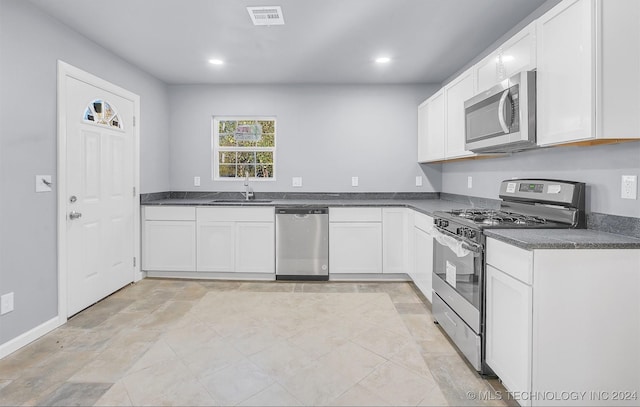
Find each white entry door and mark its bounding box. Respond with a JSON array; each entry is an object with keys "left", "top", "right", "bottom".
[{"left": 63, "top": 73, "right": 136, "bottom": 316}]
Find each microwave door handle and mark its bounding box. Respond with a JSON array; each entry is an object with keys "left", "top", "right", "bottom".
[{"left": 498, "top": 89, "right": 510, "bottom": 133}]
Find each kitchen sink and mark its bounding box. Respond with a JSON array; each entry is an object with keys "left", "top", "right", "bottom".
[{"left": 210, "top": 199, "right": 272, "bottom": 203}]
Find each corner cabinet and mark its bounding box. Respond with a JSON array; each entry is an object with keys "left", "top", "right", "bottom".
[
  {"left": 417, "top": 90, "right": 445, "bottom": 162},
  {"left": 142, "top": 206, "right": 196, "bottom": 271},
  {"left": 485, "top": 237, "right": 640, "bottom": 407},
  {"left": 410, "top": 212, "right": 434, "bottom": 302},
  {"left": 536, "top": 0, "right": 640, "bottom": 146}
]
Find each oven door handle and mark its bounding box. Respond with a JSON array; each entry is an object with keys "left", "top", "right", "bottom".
[{"left": 433, "top": 227, "right": 483, "bottom": 256}]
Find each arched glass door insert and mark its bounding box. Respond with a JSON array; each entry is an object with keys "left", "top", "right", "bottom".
[{"left": 83, "top": 99, "right": 122, "bottom": 129}]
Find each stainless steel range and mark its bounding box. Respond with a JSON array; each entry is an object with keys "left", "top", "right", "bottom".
[{"left": 431, "top": 179, "right": 585, "bottom": 374}]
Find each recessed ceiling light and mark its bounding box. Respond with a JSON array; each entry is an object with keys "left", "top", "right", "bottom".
[
  {"left": 375, "top": 56, "right": 391, "bottom": 64},
  {"left": 208, "top": 59, "right": 224, "bottom": 65}
]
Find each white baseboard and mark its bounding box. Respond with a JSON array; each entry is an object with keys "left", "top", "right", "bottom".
[{"left": 0, "top": 316, "right": 64, "bottom": 359}]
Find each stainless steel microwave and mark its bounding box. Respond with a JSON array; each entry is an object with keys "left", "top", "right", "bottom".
[{"left": 464, "top": 70, "right": 536, "bottom": 153}]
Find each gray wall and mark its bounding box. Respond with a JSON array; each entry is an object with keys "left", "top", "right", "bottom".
[
  {"left": 0, "top": 0, "right": 170, "bottom": 345},
  {"left": 169, "top": 84, "right": 442, "bottom": 193},
  {"left": 440, "top": 143, "right": 640, "bottom": 218}
]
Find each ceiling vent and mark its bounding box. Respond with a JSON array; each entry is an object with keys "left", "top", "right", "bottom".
[{"left": 246, "top": 6, "right": 285, "bottom": 26}]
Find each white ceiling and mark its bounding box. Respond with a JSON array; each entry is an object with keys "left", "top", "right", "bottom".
[{"left": 28, "top": 0, "right": 549, "bottom": 85}]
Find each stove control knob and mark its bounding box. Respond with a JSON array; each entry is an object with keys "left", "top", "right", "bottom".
[
  {"left": 466, "top": 229, "right": 476, "bottom": 239},
  {"left": 441, "top": 220, "right": 449, "bottom": 228},
  {"left": 456, "top": 227, "right": 463, "bottom": 236}
]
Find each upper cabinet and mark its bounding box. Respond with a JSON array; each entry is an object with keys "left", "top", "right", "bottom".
[
  {"left": 417, "top": 90, "right": 445, "bottom": 162},
  {"left": 537, "top": 0, "right": 640, "bottom": 146},
  {"left": 476, "top": 22, "right": 537, "bottom": 93},
  {"left": 444, "top": 68, "right": 476, "bottom": 159},
  {"left": 418, "top": 0, "right": 640, "bottom": 163},
  {"left": 417, "top": 69, "right": 476, "bottom": 164}
]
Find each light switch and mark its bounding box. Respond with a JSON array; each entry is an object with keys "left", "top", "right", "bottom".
[
  {"left": 467, "top": 176, "right": 473, "bottom": 189},
  {"left": 621, "top": 175, "right": 637, "bottom": 199},
  {"left": 351, "top": 176, "right": 359, "bottom": 187},
  {"left": 1, "top": 292, "right": 14, "bottom": 315},
  {"left": 416, "top": 176, "right": 423, "bottom": 187},
  {"left": 36, "top": 175, "right": 52, "bottom": 192},
  {"left": 292, "top": 177, "right": 303, "bottom": 187},
  {"left": 194, "top": 176, "right": 201, "bottom": 187}
]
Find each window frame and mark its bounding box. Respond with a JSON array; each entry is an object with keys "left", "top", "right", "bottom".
[{"left": 211, "top": 116, "right": 277, "bottom": 181}]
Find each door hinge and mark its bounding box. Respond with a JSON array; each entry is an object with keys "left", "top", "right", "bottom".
[
  {"left": 133, "top": 186, "right": 136, "bottom": 197},
  {"left": 133, "top": 257, "right": 136, "bottom": 267},
  {"left": 133, "top": 116, "right": 136, "bottom": 127}
]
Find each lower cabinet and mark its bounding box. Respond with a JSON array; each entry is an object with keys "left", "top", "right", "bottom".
[
  {"left": 382, "top": 208, "right": 411, "bottom": 274},
  {"left": 485, "top": 237, "right": 640, "bottom": 407},
  {"left": 485, "top": 264, "right": 532, "bottom": 402},
  {"left": 142, "top": 206, "right": 196, "bottom": 271},
  {"left": 329, "top": 208, "right": 382, "bottom": 274},
  {"left": 142, "top": 206, "right": 274, "bottom": 274},
  {"left": 196, "top": 207, "right": 274, "bottom": 274},
  {"left": 411, "top": 211, "right": 434, "bottom": 302}
]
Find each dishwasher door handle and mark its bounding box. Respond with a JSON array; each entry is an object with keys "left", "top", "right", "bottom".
[{"left": 294, "top": 214, "right": 309, "bottom": 219}]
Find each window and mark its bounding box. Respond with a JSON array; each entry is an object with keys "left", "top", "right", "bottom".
[
  {"left": 213, "top": 117, "right": 276, "bottom": 180},
  {"left": 83, "top": 99, "right": 122, "bottom": 129}
]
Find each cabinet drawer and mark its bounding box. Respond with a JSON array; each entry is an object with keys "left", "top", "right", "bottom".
[
  {"left": 414, "top": 211, "right": 434, "bottom": 233},
  {"left": 144, "top": 206, "right": 196, "bottom": 221},
  {"left": 197, "top": 207, "right": 274, "bottom": 222},
  {"left": 486, "top": 238, "right": 533, "bottom": 285},
  {"left": 329, "top": 207, "right": 382, "bottom": 222}
]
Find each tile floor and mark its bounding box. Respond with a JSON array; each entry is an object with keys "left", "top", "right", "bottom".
[{"left": 0, "top": 279, "right": 509, "bottom": 406}]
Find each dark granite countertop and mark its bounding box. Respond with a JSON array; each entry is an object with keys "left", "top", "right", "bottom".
[
  {"left": 141, "top": 193, "right": 640, "bottom": 249},
  {"left": 484, "top": 228, "right": 640, "bottom": 250},
  {"left": 140, "top": 197, "right": 477, "bottom": 217}
]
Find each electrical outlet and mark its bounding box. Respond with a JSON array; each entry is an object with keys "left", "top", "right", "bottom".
[
  {"left": 1, "top": 292, "right": 14, "bottom": 315},
  {"left": 193, "top": 176, "right": 201, "bottom": 187},
  {"left": 351, "top": 176, "right": 359, "bottom": 187},
  {"left": 467, "top": 176, "right": 473, "bottom": 189},
  {"left": 621, "top": 175, "right": 637, "bottom": 199},
  {"left": 415, "top": 176, "right": 423, "bottom": 187},
  {"left": 292, "top": 177, "right": 302, "bottom": 187}
]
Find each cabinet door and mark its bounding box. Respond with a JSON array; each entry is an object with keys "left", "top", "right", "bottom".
[
  {"left": 421, "top": 90, "right": 445, "bottom": 162},
  {"left": 417, "top": 101, "right": 430, "bottom": 162},
  {"left": 537, "top": 0, "right": 595, "bottom": 146},
  {"left": 142, "top": 221, "right": 196, "bottom": 271},
  {"left": 413, "top": 227, "right": 433, "bottom": 302},
  {"left": 197, "top": 221, "right": 235, "bottom": 272},
  {"left": 485, "top": 264, "right": 532, "bottom": 403},
  {"left": 329, "top": 223, "right": 382, "bottom": 274},
  {"left": 235, "top": 222, "right": 274, "bottom": 273},
  {"left": 382, "top": 208, "right": 409, "bottom": 274},
  {"left": 501, "top": 22, "right": 536, "bottom": 80},
  {"left": 444, "top": 69, "right": 476, "bottom": 159}
]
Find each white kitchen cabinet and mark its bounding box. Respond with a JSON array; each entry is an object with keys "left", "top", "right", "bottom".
[
  {"left": 142, "top": 206, "right": 196, "bottom": 272},
  {"left": 411, "top": 211, "right": 434, "bottom": 302},
  {"left": 475, "top": 22, "right": 536, "bottom": 92},
  {"left": 235, "top": 222, "right": 274, "bottom": 273},
  {"left": 417, "top": 90, "right": 445, "bottom": 162},
  {"left": 329, "top": 207, "right": 382, "bottom": 274},
  {"left": 485, "top": 237, "right": 640, "bottom": 406},
  {"left": 537, "top": 0, "right": 640, "bottom": 146},
  {"left": 485, "top": 264, "right": 532, "bottom": 405},
  {"left": 444, "top": 67, "right": 476, "bottom": 159},
  {"left": 197, "top": 221, "right": 235, "bottom": 272},
  {"left": 382, "top": 208, "right": 411, "bottom": 274},
  {"left": 196, "top": 207, "right": 274, "bottom": 274}
]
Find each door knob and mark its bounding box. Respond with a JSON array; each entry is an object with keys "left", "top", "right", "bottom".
[{"left": 69, "top": 211, "right": 82, "bottom": 220}]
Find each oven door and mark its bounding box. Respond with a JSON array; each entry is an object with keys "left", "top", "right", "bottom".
[{"left": 432, "top": 228, "right": 483, "bottom": 333}]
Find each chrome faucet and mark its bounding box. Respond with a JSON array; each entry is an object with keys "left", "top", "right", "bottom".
[{"left": 243, "top": 171, "right": 254, "bottom": 201}]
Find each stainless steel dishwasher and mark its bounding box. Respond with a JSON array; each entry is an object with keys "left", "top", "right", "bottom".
[{"left": 275, "top": 207, "right": 329, "bottom": 280}]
